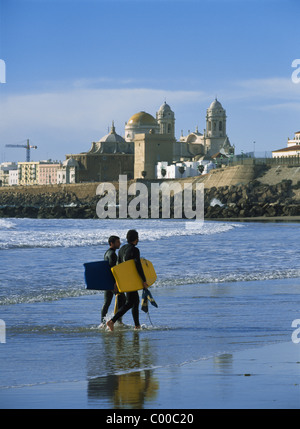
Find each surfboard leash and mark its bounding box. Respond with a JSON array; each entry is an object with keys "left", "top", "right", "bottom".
[{"left": 146, "top": 308, "right": 154, "bottom": 327}]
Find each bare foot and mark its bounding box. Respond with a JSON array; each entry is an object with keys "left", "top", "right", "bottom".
[
  {"left": 106, "top": 320, "right": 114, "bottom": 331},
  {"left": 134, "top": 325, "right": 141, "bottom": 330}
]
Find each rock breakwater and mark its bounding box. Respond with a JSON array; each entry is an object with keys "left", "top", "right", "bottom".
[
  {"left": 0, "top": 179, "right": 299, "bottom": 219},
  {"left": 204, "top": 179, "right": 300, "bottom": 218}
]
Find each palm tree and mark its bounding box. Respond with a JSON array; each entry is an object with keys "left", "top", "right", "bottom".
[
  {"left": 197, "top": 164, "right": 204, "bottom": 175},
  {"left": 178, "top": 166, "right": 185, "bottom": 178}
]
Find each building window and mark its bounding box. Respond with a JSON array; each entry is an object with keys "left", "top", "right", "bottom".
[{"left": 219, "top": 121, "right": 222, "bottom": 131}]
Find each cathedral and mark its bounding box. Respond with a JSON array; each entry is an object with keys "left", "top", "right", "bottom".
[
  {"left": 65, "top": 98, "right": 234, "bottom": 182},
  {"left": 179, "top": 98, "right": 234, "bottom": 158}
]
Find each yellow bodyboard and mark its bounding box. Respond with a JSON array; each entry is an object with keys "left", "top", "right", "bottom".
[{"left": 111, "top": 258, "right": 157, "bottom": 293}]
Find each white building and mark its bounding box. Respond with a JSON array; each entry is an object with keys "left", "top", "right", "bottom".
[
  {"left": 0, "top": 162, "right": 18, "bottom": 186},
  {"left": 57, "top": 158, "right": 79, "bottom": 184},
  {"left": 287, "top": 131, "right": 300, "bottom": 147},
  {"left": 9, "top": 169, "right": 18, "bottom": 186},
  {"left": 156, "top": 160, "right": 215, "bottom": 179},
  {"left": 272, "top": 130, "right": 300, "bottom": 158}
]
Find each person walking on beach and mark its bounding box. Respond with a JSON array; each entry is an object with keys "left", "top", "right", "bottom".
[
  {"left": 100, "top": 235, "right": 125, "bottom": 327},
  {"left": 106, "top": 230, "right": 148, "bottom": 331}
]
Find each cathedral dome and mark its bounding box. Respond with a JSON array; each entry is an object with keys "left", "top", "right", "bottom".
[
  {"left": 158, "top": 101, "right": 171, "bottom": 112},
  {"left": 125, "top": 111, "right": 160, "bottom": 142},
  {"left": 157, "top": 101, "right": 174, "bottom": 119},
  {"left": 209, "top": 99, "right": 224, "bottom": 111},
  {"left": 88, "top": 122, "right": 133, "bottom": 154},
  {"left": 99, "top": 122, "right": 125, "bottom": 144},
  {"left": 127, "top": 111, "right": 157, "bottom": 126}
]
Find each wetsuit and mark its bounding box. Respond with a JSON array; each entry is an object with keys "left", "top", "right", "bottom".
[
  {"left": 101, "top": 248, "right": 125, "bottom": 323},
  {"left": 110, "top": 243, "right": 146, "bottom": 327}
]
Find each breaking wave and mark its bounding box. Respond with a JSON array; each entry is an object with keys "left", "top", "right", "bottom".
[
  {"left": 0, "top": 219, "right": 16, "bottom": 230},
  {"left": 157, "top": 268, "right": 300, "bottom": 288},
  {"left": 0, "top": 219, "right": 242, "bottom": 250},
  {"left": 1, "top": 267, "right": 299, "bottom": 306},
  {"left": 0, "top": 287, "right": 98, "bottom": 306}
]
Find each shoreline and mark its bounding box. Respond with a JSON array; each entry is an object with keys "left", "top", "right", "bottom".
[
  {"left": 205, "top": 216, "right": 300, "bottom": 222},
  {"left": 0, "top": 213, "right": 300, "bottom": 222},
  {"left": 1, "top": 341, "right": 299, "bottom": 409}
]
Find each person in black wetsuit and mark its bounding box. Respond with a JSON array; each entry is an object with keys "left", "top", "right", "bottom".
[
  {"left": 106, "top": 230, "right": 148, "bottom": 331},
  {"left": 100, "top": 235, "right": 126, "bottom": 327}
]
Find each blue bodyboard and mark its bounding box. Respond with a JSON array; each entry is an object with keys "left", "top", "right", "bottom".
[{"left": 83, "top": 260, "right": 115, "bottom": 290}]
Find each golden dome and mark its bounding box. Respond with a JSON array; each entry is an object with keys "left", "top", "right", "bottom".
[{"left": 127, "top": 111, "right": 157, "bottom": 126}]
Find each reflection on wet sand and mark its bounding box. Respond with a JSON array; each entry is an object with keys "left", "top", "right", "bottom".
[
  {"left": 213, "top": 353, "right": 233, "bottom": 372},
  {"left": 88, "top": 369, "right": 159, "bottom": 409},
  {"left": 86, "top": 329, "right": 159, "bottom": 408}
]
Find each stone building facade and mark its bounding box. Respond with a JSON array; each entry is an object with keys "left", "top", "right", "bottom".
[{"left": 65, "top": 122, "right": 134, "bottom": 182}]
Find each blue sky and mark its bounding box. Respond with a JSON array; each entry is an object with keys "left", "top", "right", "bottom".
[{"left": 1, "top": 0, "right": 300, "bottom": 162}]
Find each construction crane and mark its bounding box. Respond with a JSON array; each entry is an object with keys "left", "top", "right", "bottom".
[{"left": 5, "top": 139, "right": 38, "bottom": 162}]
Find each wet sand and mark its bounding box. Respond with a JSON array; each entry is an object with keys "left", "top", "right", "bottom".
[{"left": 1, "top": 341, "right": 299, "bottom": 410}]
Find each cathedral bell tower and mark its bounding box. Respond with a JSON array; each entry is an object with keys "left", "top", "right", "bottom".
[
  {"left": 156, "top": 101, "right": 175, "bottom": 138},
  {"left": 206, "top": 98, "right": 226, "bottom": 138}
]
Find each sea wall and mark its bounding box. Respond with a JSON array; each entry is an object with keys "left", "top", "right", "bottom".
[{"left": 0, "top": 165, "right": 299, "bottom": 219}]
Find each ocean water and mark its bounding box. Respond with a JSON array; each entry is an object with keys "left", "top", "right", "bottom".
[{"left": 0, "top": 217, "right": 299, "bottom": 408}]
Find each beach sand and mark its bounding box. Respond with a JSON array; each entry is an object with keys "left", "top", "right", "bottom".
[{"left": 1, "top": 341, "right": 299, "bottom": 409}]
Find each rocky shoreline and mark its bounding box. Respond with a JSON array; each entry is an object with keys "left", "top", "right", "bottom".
[
  {"left": 0, "top": 178, "right": 299, "bottom": 219},
  {"left": 204, "top": 179, "right": 300, "bottom": 218}
]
